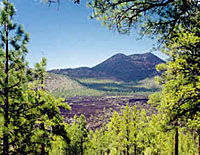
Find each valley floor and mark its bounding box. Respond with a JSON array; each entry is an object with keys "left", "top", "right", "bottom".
[{"left": 60, "top": 96, "right": 151, "bottom": 130}]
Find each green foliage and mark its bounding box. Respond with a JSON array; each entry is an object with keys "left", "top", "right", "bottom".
[
  {"left": 67, "top": 115, "right": 89, "bottom": 155},
  {"left": 87, "top": 1, "right": 200, "bottom": 153},
  {"left": 49, "top": 135, "right": 68, "bottom": 155},
  {"left": 151, "top": 25, "right": 200, "bottom": 125},
  {"left": 88, "top": 0, "right": 199, "bottom": 43},
  {"left": 106, "top": 111, "right": 123, "bottom": 154},
  {"left": 147, "top": 10, "right": 200, "bottom": 155},
  {"left": 87, "top": 106, "right": 199, "bottom": 155},
  {"left": 87, "top": 123, "right": 110, "bottom": 155},
  {"left": 0, "top": 1, "right": 70, "bottom": 154}
]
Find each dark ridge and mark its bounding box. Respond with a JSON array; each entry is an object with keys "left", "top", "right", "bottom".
[{"left": 48, "top": 52, "right": 165, "bottom": 82}]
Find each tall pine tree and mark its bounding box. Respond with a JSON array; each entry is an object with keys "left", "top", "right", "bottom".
[{"left": 0, "top": 0, "right": 70, "bottom": 154}]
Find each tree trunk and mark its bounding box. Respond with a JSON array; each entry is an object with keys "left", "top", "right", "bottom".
[
  {"left": 40, "top": 123, "right": 45, "bottom": 154},
  {"left": 198, "top": 131, "right": 200, "bottom": 155},
  {"left": 175, "top": 128, "right": 178, "bottom": 155},
  {"left": 134, "top": 144, "right": 137, "bottom": 155},
  {"left": 80, "top": 138, "right": 83, "bottom": 155},
  {"left": 3, "top": 1, "right": 9, "bottom": 154},
  {"left": 127, "top": 145, "right": 129, "bottom": 155},
  {"left": 134, "top": 133, "right": 137, "bottom": 155},
  {"left": 126, "top": 130, "right": 129, "bottom": 155}
]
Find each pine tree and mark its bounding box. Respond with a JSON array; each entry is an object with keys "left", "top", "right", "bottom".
[
  {"left": 148, "top": 18, "right": 200, "bottom": 154},
  {"left": 106, "top": 111, "right": 123, "bottom": 154},
  {"left": 88, "top": 123, "right": 110, "bottom": 155},
  {"left": 68, "top": 115, "right": 89, "bottom": 155},
  {"left": 120, "top": 104, "right": 133, "bottom": 155},
  {"left": 0, "top": 0, "right": 70, "bottom": 154}
]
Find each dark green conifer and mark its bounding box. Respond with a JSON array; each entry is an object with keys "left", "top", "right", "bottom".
[{"left": 0, "top": 1, "right": 70, "bottom": 154}]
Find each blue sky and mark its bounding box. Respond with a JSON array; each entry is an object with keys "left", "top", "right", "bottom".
[{"left": 11, "top": 0, "right": 167, "bottom": 70}]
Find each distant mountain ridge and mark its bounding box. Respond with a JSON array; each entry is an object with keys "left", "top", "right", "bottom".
[{"left": 49, "top": 52, "right": 165, "bottom": 82}]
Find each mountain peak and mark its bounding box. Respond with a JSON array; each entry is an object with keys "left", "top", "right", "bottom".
[
  {"left": 107, "top": 53, "right": 127, "bottom": 61},
  {"left": 112, "top": 53, "right": 127, "bottom": 57},
  {"left": 49, "top": 52, "right": 165, "bottom": 82}
]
